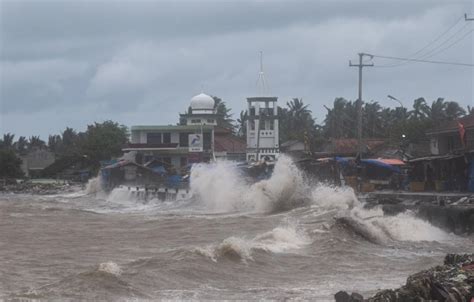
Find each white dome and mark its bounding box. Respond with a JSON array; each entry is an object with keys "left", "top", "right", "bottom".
[{"left": 190, "top": 93, "right": 215, "bottom": 110}]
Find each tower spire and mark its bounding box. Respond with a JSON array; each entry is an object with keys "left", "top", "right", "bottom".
[{"left": 256, "top": 51, "right": 268, "bottom": 96}]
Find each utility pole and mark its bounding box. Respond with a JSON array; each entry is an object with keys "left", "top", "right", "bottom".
[
  {"left": 349, "top": 53, "right": 373, "bottom": 158},
  {"left": 465, "top": 13, "right": 474, "bottom": 21}
]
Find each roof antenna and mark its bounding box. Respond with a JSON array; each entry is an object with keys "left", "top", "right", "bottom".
[{"left": 256, "top": 51, "right": 268, "bottom": 96}]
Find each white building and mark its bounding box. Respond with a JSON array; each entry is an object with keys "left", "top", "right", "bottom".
[
  {"left": 246, "top": 96, "right": 280, "bottom": 162},
  {"left": 123, "top": 93, "right": 246, "bottom": 171}
]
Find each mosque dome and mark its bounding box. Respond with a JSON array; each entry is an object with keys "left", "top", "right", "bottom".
[{"left": 190, "top": 93, "right": 215, "bottom": 110}]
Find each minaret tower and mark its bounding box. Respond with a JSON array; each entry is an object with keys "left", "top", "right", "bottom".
[{"left": 246, "top": 52, "right": 279, "bottom": 162}]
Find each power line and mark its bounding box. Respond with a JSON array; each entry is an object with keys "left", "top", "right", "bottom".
[
  {"left": 366, "top": 53, "right": 474, "bottom": 67},
  {"left": 415, "top": 24, "right": 471, "bottom": 60},
  {"left": 420, "top": 29, "right": 473, "bottom": 60},
  {"left": 375, "top": 15, "right": 467, "bottom": 68}
]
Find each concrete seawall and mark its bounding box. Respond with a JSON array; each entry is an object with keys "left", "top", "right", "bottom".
[{"left": 361, "top": 191, "right": 474, "bottom": 234}]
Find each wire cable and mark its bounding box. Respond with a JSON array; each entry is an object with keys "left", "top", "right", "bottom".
[
  {"left": 368, "top": 54, "right": 474, "bottom": 67},
  {"left": 375, "top": 15, "right": 467, "bottom": 68}
]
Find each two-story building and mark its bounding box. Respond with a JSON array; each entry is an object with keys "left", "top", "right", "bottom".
[
  {"left": 409, "top": 113, "right": 474, "bottom": 192},
  {"left": 122, "top": 93, "right": 246, "bottom": 173}
]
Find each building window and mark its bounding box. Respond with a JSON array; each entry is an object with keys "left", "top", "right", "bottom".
[
  {"left": 270, "top": 120, "right": 274, "bottom": 130},
  {"left": 147, "top": 133, "right": 161, "bottom": 144},
  {"left": 191, "top": 119, "right": 201, "bottom": 124},
  {"left": 179, "top": 133, "right": 189, "bottom": 147},
  {"left": 250, "top": 120, "right": 255, "bottom": 130},
  {"left": 207, "top": 119, "right": 214, "bottom": 123},
  {"left": 163, "top": 133, "right": 171, "bottom": 144},
  {"left": 249, "top": 107, "right": 256, "bottom": 116}
]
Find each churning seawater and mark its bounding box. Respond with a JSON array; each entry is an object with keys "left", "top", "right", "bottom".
[{"left": 1, "top": 156, "right": 473, "bottom": 301}]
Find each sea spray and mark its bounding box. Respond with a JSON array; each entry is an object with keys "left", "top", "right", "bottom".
[
  {"left": 190, "top": 155, "right": 308, "bottom": 213},
  {"left": 190, "top": 161, "right": 246, "bottom": 212},
  {"left": 85, "top": 176, "right": 103, "bottom": 195},
  {"left": 311, "top": 184, "right": 359, "bottom": 210}
]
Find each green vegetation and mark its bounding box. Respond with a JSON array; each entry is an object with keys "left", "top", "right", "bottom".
[
  {"left": 0, "top": 121, "right": 128, "bottom": 178},
  {"left": 0, "top": 149, "right": 24, "bottom": 178},
  {"left": 322, "top": 97, "right": 468, "bottom": 145}
]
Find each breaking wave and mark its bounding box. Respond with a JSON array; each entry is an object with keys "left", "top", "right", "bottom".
[
  {"left": 190, "top": 155, "right": 308, "bottom": 213},
  {"left": 194, "top": 222, "right": 310, "bottom": 262}
]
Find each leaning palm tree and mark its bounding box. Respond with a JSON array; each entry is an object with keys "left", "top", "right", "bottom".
[
  {"left": 409, "top": 97, "right": 429, "bottom": 120},
  {"left": 444, "top": 101, "right": 466, "bottom": 120}
]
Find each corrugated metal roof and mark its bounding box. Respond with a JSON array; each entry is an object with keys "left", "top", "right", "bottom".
[{"left": 131, "top": 125, "right": 214, "bottom": 131}]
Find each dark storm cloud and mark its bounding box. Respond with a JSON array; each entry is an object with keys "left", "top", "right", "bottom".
[{"left": 0, "top": 0, "right": 472, "bottom": 137}]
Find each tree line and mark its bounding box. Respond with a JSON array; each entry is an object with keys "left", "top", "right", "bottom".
[
  {"left": 0, "top": 121, "right": 128, "bottom": 178},
  {"left": 233, "top": 96, "right": 472, "bottom": 151},
  {"left": 1, "top": 96, "right": 471, "bottom": 179}
]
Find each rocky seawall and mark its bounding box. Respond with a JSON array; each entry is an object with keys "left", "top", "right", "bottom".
[
  {"left": 0, "top": 181, "right": 77, "bottom": 195},
  {"left": 335, "top": 253, "right": 474, "bottom": 302}
]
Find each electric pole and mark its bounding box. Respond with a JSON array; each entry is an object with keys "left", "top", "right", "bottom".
[
  {"left": 465, "top": 13, "right": 474, "bottom": 21},
  {"left": 349, "top": 53, "right": 373, "bottom": 158}
]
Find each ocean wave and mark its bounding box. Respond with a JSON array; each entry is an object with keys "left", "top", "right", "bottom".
[
  {"left": 194, "top": 222, "right": 310, "bottom": 262},
  {"left": 18, "top": 262, "right": 148, "bottom": 300}
]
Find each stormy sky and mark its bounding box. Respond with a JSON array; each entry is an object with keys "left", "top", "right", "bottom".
[{"left": 1, "top": 0, "right": 473, "bottom": 139}]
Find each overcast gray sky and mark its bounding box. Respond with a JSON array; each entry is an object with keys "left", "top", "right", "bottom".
[{"left": 1, "top": 0, "right": 473, "bottom": 139}]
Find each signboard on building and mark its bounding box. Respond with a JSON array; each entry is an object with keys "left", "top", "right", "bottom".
[{"left": 189, "top": 134, "right": 203, "bottom": 152}]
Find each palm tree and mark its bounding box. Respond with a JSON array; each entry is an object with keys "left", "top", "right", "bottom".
[
  {"left": 14, "top": 136, "right": 28, "bottom": 154},
  {"left": 286, "top": 98, "right": 316, "bottom": 140},
  {"left": 212, "top": 96, "right": 235, "bottom": 131},
  {"left": 409, "top": 97, "right": 429, "bottom": 120},
  {"left": 1, "top": 133, "right": 15, "bottom": 149},
  {"left": 363, "top": 102, "right": 382, "bottom": 137},
  {"left": 428, "top": 98, "right": 448, "bottom": 121},
  {"left": 237, "top": 110, "right": 248, "bottom": 138},
  {"left": 444, "top": 101, "right": 466, "bottom": 120},
  {"left": 467, "top": 105, "right": 474, "bottom": 115},
  {"left": 48, "top": 135, "right": 62, "bottom": 154},
  {"left": 28, "top": 136, "right": 46, "bottom": 150}
]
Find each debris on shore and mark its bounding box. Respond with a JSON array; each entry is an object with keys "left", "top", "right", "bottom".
[{"left": 335, "top": 253, "right": 474, "bottom": 302}]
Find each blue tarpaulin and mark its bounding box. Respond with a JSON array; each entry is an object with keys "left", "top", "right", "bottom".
[{"left": 361, "top": 159, "right": 401, "bottom": 173}]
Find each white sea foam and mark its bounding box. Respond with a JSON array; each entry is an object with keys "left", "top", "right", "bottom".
[
  {"left": 97, "top": 262, "right": 122, "bottom": 276},
  {"left": 196, "top": 222, "right": 310, "bottom": 262}
]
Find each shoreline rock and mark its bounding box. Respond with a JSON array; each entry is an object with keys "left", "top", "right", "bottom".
[
  {"left": 0, "top": 181, "right": 79, "bottom": 195},
  {"left": 335, "top": 253, "right": 474, "bottom": 301}
]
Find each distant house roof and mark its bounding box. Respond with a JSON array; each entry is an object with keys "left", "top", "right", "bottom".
[
  {"left": 214, "top": 134, "right": 246, "bottom": 153},
  {"left": 426, "top": 113, "right": 474, "bottom": 135},
  {"left": 131, "top": 125, "right": 214, "bottom": 132},
  {"left": 281, "top": 140, "right": 301, "bottom": 148},
  {"left": 322, "top": 138, "right": 385, "bottom": 155}
]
